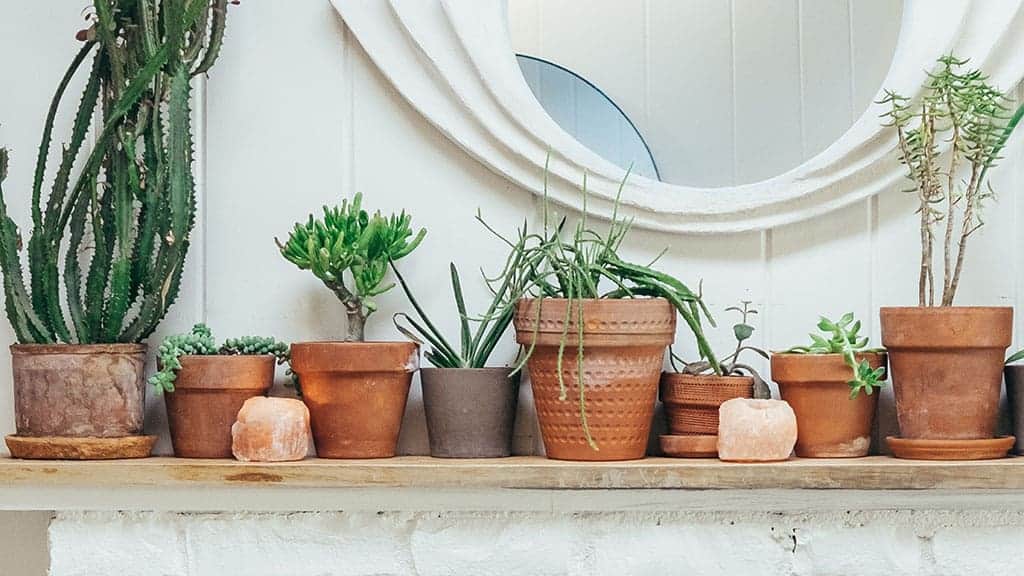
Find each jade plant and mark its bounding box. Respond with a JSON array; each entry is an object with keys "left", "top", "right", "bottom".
[
  {"left": 782, "top": 313, "right": 885, "bottom": 398},
  {"left": 150, "top": 324, "right": 290, "bottom": 393},
  {"left": 0, "top": 1, "right": 233, "bottom": 344},
  {"left": 276, "top": 193, "right": 425, "bottom": 341},
  {"left": 669, "top": 301, "right": 771, "bottom": 399},
  {"left": 880, "top": 55, "right": 1024, "bottom": 306}
]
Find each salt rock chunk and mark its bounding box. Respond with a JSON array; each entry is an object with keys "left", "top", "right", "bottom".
[
  {"left": 717, "top": 398, "right": 797, "bottom": 462},
  {"left": 231, "top": 397, "right": 310, "bottom": 462}
]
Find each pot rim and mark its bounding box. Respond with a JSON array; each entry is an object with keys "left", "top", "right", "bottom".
[
  {"left": 290, "top": 340, "right": 418, "bottom": 346},
  {"left": 879, "top": 306, "right": 1012, "bottom": 313},
  {"left": 10, "top": 343, "right": 147, "bottom": 355},
  {"left": 420, "top": 366, "right": 515, "bottom": 375},
  {"left": 660, "top": 372, "right": 755, "bottom": 383}
]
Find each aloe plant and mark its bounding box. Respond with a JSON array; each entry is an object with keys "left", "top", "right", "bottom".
[
  {"left": 276, "top": 193, "right": 425, "bottom": 341},
  {"left": 0, "top": 1, "right": 233, "bottom": 344},
  {"left": 782, "top": 313, "right": 886, "bottom": 399},
  {"left": 150, "top": 324, "right": 290, "bottom": 393}
]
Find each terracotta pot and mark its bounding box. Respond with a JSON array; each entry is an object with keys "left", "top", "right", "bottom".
[
  {"left": 290, "top": 341, "right": 418, "bottom": 458},
  {"left": 11, "top": 344, "right": 146, "bottom": 437},
  {"left": 1004, "top": 365, "right": 1024, "bottom": 455},
  {"left": 772, "top": 353, "right": 885, "bottom": 457},
  {"left": 660, "top": 373, "right": 754, "bottom": 435},
  {"left": 881, "top": 307, "right": 1011, "bottom": 440},
  {"left": 514, "top": 298, "right": 675, "bottom": 461},
  {"left": 421, "top": 367, "right": 519, "bottom": 458},
  {"left": 164, "top": 355, "right": 275, "bottom": 458}
]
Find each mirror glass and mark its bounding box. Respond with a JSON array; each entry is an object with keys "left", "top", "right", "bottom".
[{"left": 509, "top": 0, "right": 903, "bottom": 187}]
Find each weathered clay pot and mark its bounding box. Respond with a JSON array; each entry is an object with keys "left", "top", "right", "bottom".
[
  {"left": 421, "top": 367, "right": 519, "bottom": 458},
  {"left": 660, "top": 373, "right": 754, "bottom": 435},
  {"left": 290, "top": 341, "right": 418, "bottom": 459},
  {"left": 1004, "top": 365, "right": 1024, "bottom": 455},
  {"left": 772, "top": 352, "right": 885, "bottom": 457},
  {"left": 11, "top": 344, "right": 146, "bottom": 437},
  {"left": 514, "top": 298, "right": 675, "bottom": 461},
  {"left": 164, "top": 355, "right": 275, "bottom": 458},
  {"left": 881, "top": 307, "right": 1011, "bottom": 440}
]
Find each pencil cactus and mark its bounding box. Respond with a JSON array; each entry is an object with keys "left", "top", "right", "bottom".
[{"left": 0, "top": 0, "right": 234, "bottom": 344}]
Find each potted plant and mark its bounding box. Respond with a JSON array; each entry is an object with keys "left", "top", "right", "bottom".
[
  {"left": 392, "top": 254, "right": 521, "bottom": 458},
  {"left": 0, "top": 2, "right": 231, "bottom": 459},
  {"left": 482, "top": 172, "right": 718, "bottom": 461},
  {"left": 277, "top": 193, "right": 425, "bottom": 458},
  {"left": 878, "top": 55, "right": 1024, "bottom": 456},
  {"left": 659, "top": 301, "right": 769, "bottom": 457},
  {"left": 772, "top": 314, "right": 886, "bottom": 458},
  {"left": 151, "top": 324, "right": 290, "bottom": 458},
  {"left": 1002, "top": 349, "right": 1024, "bottom": 456}
]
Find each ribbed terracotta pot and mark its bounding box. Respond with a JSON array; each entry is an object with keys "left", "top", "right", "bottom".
[
  {"left": 164, "top": 355, "right": 275, "bottom": 458},
  {"left": 772, "top": 353, "right": 885, "bottom": 457},
  {"left": 421, "top": 367, "right": 519, "bottom": 458},
  {"left": 11, "top": 344, "right": 147, "bottom": 438},
  {"left": 1003, "top": 365, "right": 1024, "bottom": 455},
  {"left": 659, "top": 373, "right": 753, "bottom": 435},
  {"left": 514, "top": 298, "right": 675, "bottom": 461},
  {"left": 290, "top": 341, "right": 418, "bottom": 459},
  {"left": 881, "top": 307, "right": 1011, "bottom": 440}
]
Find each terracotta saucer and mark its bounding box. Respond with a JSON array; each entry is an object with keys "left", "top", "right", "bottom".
[
  {"left": 660, "top": 434, "right": 718, "bottom": 458},
  {"left": 5, "top": 435, "right": 157, "bottom": 460},
  {"left": 886, "top": 436, "right": 1015, "bottom": 461}
]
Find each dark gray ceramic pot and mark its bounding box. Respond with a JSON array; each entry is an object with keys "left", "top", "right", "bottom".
[
  {"left": 421, "top": 367, "right": 519, "bottom": 458},
  {"left": 1005, "top": 366, "right": 1024, "bottom": 455}
]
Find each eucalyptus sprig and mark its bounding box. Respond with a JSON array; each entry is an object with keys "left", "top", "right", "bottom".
[
  {"left": 782, "top": 313, "right": 885, "bottom": 399},
  {"left": 150, "top": 324, "right": 290, "bottom": 393}
]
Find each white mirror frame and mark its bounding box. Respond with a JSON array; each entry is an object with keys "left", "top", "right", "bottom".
[{"left": 331, "top": 0, "right": 1024, "bottom": 234}]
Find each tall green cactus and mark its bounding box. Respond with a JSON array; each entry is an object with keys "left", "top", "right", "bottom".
[{"left": 0, "top": 0, "right": 233, "bottom": 344}]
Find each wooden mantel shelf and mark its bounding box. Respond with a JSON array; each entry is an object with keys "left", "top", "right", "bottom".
[{"left": 1, "top": 456, "right": 1022, "bottom": 491}]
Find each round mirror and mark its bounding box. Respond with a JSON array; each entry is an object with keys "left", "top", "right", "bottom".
[{"left": 509, "top": 0, "right": 903, "bottom": 187}]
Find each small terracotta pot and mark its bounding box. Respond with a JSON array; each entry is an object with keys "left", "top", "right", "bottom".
[
  {"left": 660, "top": 373, "right": 754, "bottom": 435},
  {"left": 290, "top": 341, "right": 418, "bottom": 459},
  {"left": 421, "top": 367, "right": 519, "bottom": 458},
  {"left": 11, "top": 344, "right": 147, "bottom": 438},
  {"left": 164, "top": 355, "right": 275, "bottom": 458},
  {"left": 772, "top": 353, "right": 885, "bottom": 458},
  {"left": 881, "top": 307, "right": 1011, "bottom": 440},
  {"left": 1004, "top": 365, "right": 1024, "bottom": 455},
  {"left": 514, "top": 298, "right": 675, "bottom": 461}
]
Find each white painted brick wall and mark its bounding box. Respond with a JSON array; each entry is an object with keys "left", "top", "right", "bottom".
[{"left": 48, "top": 510, "right": 1024, "bottom": 576}]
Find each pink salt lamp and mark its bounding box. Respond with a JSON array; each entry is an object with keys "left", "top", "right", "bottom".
[
  {"left": 717, "top": 398, "right": 797, "bottom": 462},
  {"left": 231, "top": 397, "right": 311, "bottom": 462}
]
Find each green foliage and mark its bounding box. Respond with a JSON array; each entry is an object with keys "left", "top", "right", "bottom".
[
  {"left": 479, "top": 163, "right": 718, "bottom": 451},
  {"left": 783, "top": 313, "right": 886, "bottom": 399},
  {"left": 276, "top": 193, "right": 425, "bottom": 342},
  {"left": 0, "top": 0, "right": 233, "bottom": 344},
  {"left": 1006, "top": 349, "right": 1024, "bottom": 365},
  {"left": 150, "top": 324, "right": 290, "bottom": 393},
  {"left": 880, "top": 54, "right": 1024, "bottom": 306}
]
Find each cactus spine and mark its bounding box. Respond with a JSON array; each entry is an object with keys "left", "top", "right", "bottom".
[{"left": 0, "top": 0, "right": 232, "bottom": 344}]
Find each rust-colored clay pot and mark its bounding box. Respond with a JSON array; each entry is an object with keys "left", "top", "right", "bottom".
[
  {"left": 514, "top": 298, "right": 675, "bottom": 461},
  {"left": 881, "top": 306, "right": 1011, "bottom": 440},
  {"left": 11, "top": 344, "right": 147, "bottom": 438},
  {"left": 164, "top": 355, "right": 275, "bottom": 458},
  {"left": 660, "top": 373, "right": 754, "bottom": 435},
  {"left": 290, "top": 341, "right": 418, "bottom": 459},
  {"left": 772, "top": 352, "right": 885, "bottom": 457}
]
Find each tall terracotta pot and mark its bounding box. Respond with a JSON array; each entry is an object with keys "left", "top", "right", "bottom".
[
  {"left": 772, "top": 353, "right": 884, "bottom": 457},
  {"left": 290, "top": 341, "right": 418, "bottom": 458},
  {"left": 164, "top": 355, "right": 275, "bottom": 458},
  {"left": 421, "top": 367, "right": 518, "bottom": 458},
  {"left": 514, "top": 298, "right": 675, "bottom": 461},
  {"left": 659, "top": 373, "right": 753, "bottom": 435},
  {"left": 11, "top": 344, "right": 147, "bottom": 438},
  {"left": 881, "top": 307, "right": 1011, "bottom": 439}
]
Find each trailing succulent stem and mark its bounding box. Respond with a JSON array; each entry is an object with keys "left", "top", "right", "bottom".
[
  {"left": 277, "top": 193, "right": 425, "bottom": 342},
  {"left": 881, "top": 55, "right": 1024, "bottom": 306},
  {"left": 0, "top": 0, "right": 233, "bottom": 344},
  {"left": 783, "top": 313, "right": 885, "bottom": 399},
  {"left": 479, "top": 163, "right": 718, "bottom": 450},
  {"left": 150, "top": 323, "right": 290, "bottom": 393}
]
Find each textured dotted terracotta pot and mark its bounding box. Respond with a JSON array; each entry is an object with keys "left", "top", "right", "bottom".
[
  {"left": 881, "top": 307, "right": 1011, "bottom": 440},
  {"left": 660, "top": 373, "right": 754, "bottom": 436},
  {"left": 291, "top": 341, "right": 418, "bottom": 459},
  {"left": 772, "top": 352, "right": 885, "bottom": 458},
  {"left": 514, "top": 298, "right": 675, "bottom": 461}
]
